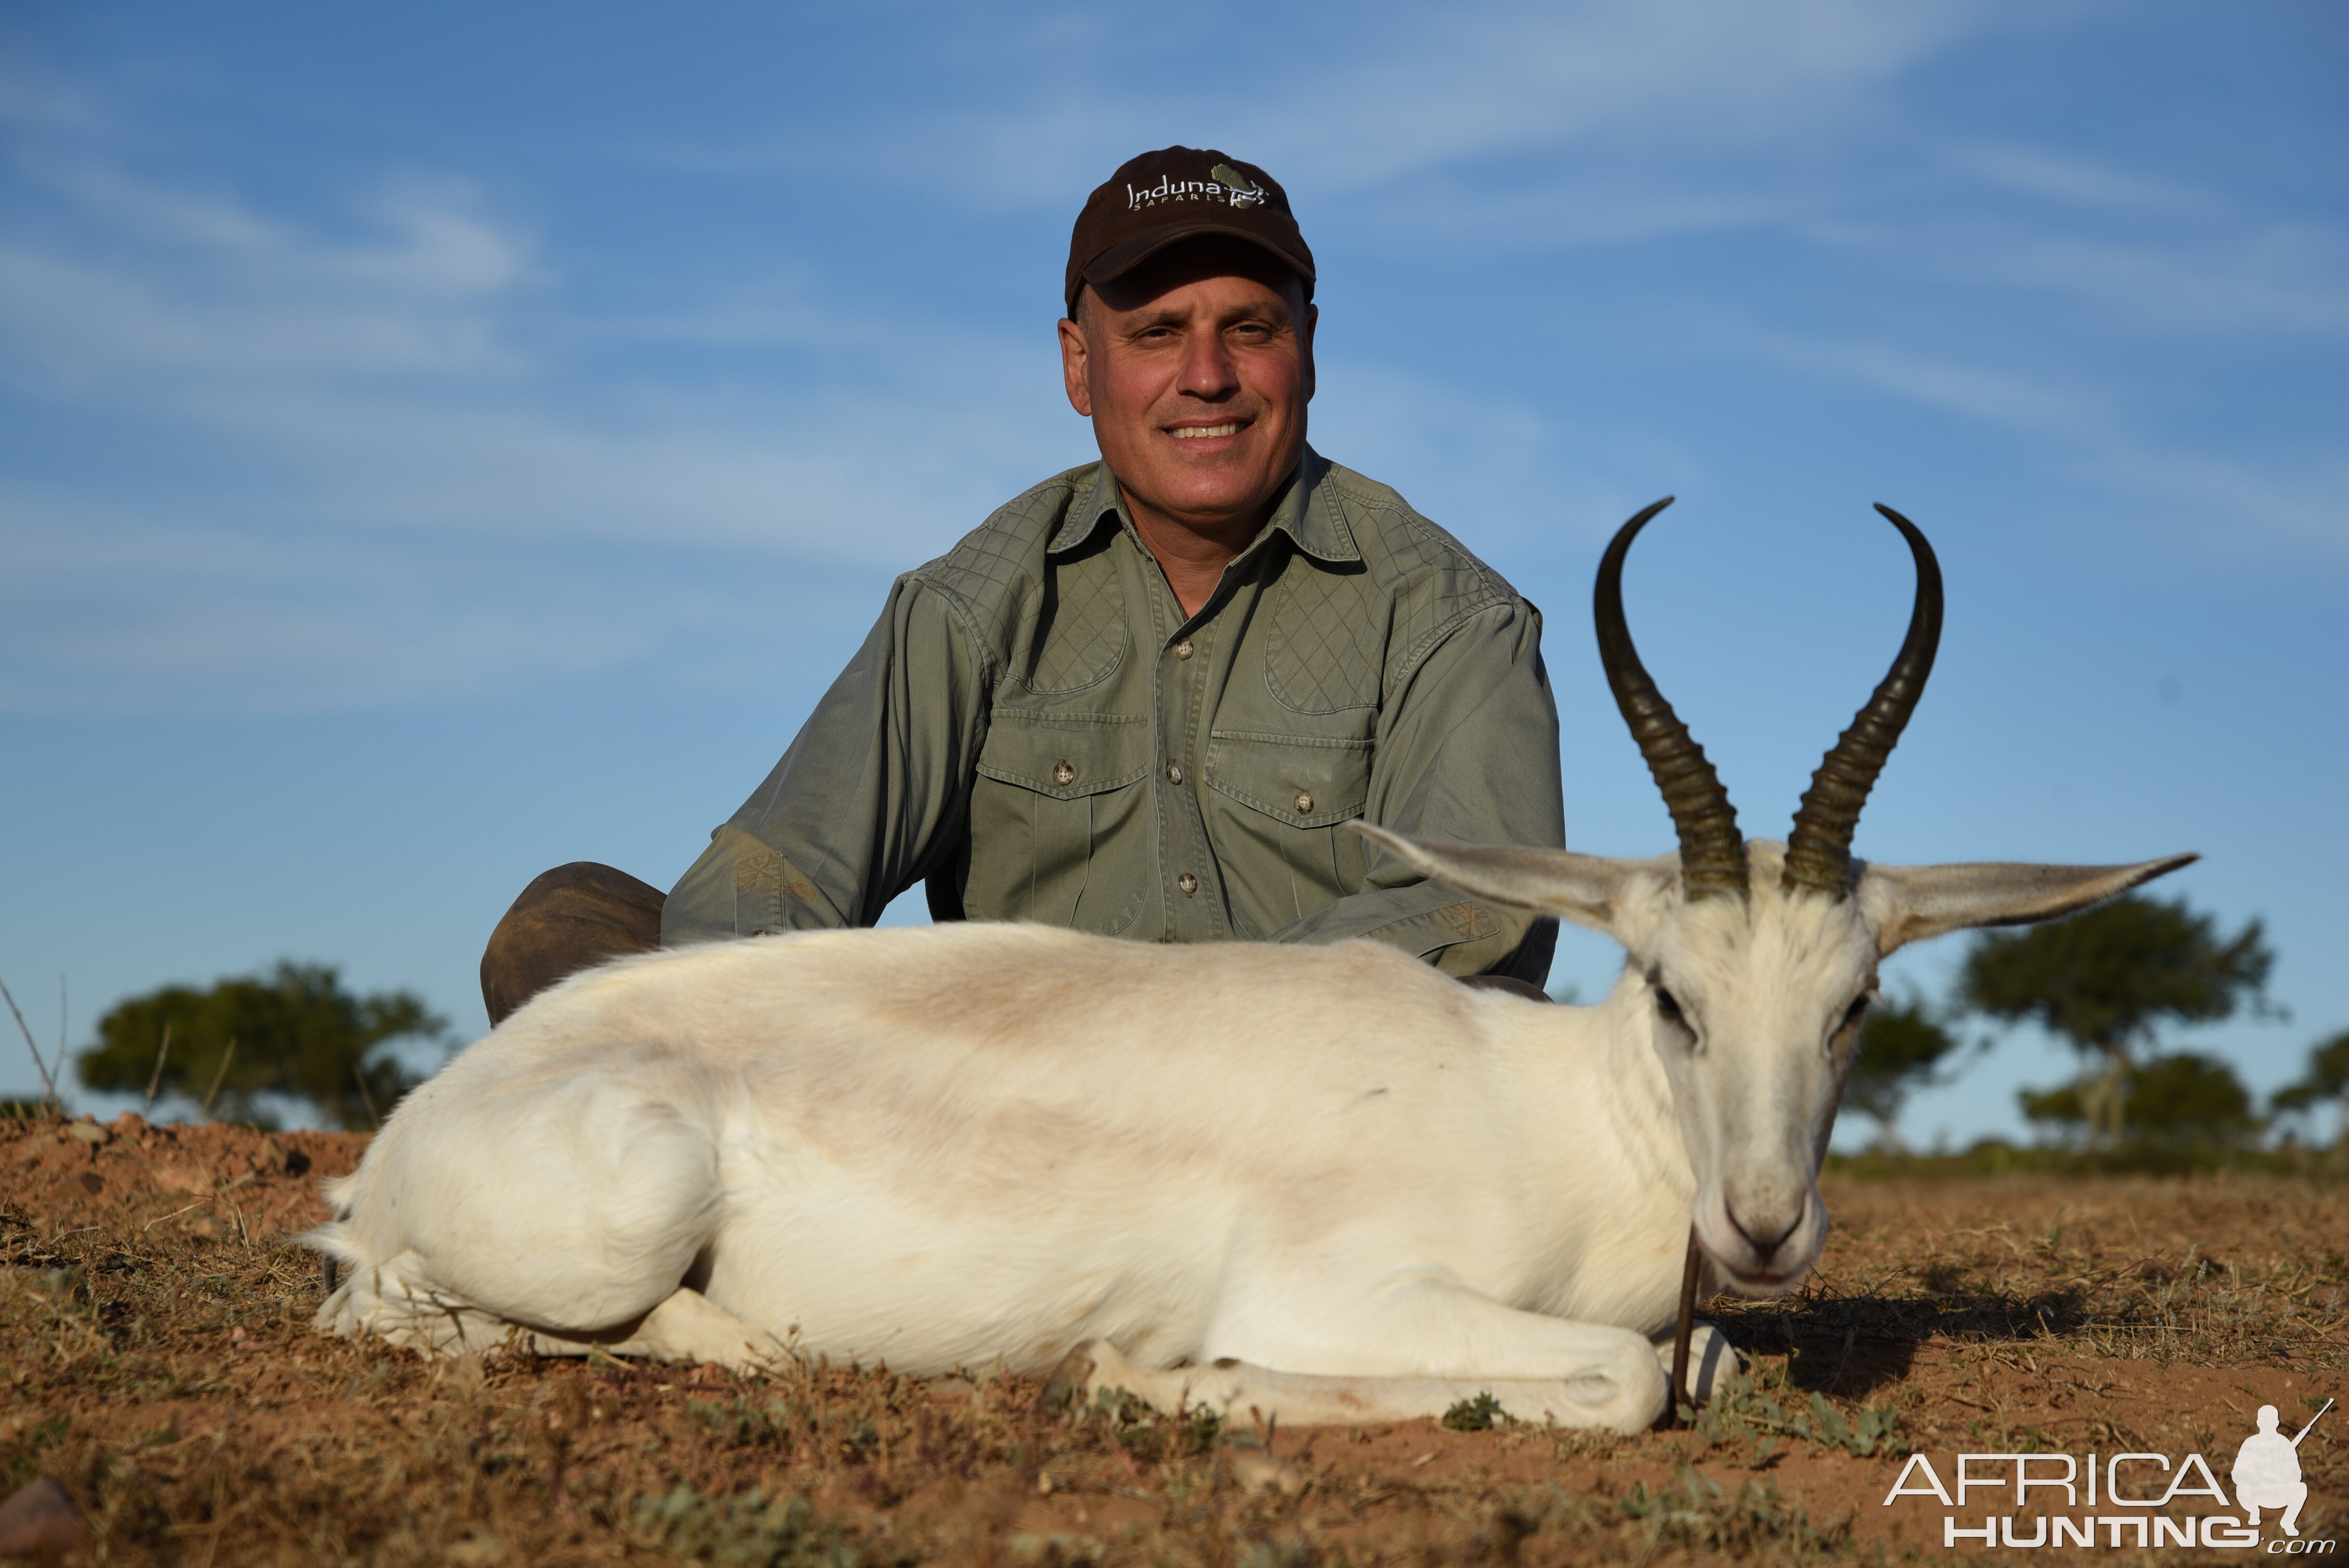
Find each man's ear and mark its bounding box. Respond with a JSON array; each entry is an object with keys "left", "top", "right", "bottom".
[
  {"left": 1302, "top": 300, "right": 1318, "bottom": 403},
  {"left": 1058, "top": 309, "right": 1093, "bottom": 418}
]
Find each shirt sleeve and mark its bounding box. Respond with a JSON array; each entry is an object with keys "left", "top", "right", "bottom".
[
  {"left": 1260, "top": 598, "right": 1565, "bottom": 980},
  {"left": 661, "top": 574, "right": 991, "bottom": 944}
]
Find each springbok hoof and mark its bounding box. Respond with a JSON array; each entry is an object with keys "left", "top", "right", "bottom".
[
  {"left": 1657, "top": 1320, "right": 1745, "bottom": 1403},
  {"left": 1039, "top": 1344, "right": 1097, "bottom": 1415}
]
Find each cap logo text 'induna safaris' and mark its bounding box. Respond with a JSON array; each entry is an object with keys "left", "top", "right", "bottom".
[{"left": 1126, "top": 163, "right": 1265, "bottom": 213}]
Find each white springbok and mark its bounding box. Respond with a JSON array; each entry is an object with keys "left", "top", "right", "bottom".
[{"left": 311, "top": 500, "right": 2190, "bottom": 1433}]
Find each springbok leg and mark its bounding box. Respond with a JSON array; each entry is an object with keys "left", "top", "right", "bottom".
[
  {"left": 1651, "top": 1320, "right": 1741, "bottom": 1403},
  {"left": 1055, "top": 1339, "right": 1653, "bottom": 1433},
  {"left": 522, "top": 1287, "right": 786, "bottom": 1370}
]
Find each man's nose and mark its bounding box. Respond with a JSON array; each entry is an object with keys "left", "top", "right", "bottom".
[{"left": 1177, "top": 334, "right": 1239, "bottom": 399}]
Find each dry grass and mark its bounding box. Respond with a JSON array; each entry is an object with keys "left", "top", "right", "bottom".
[{"left": 3, "top": 1115, "right": 2344, "bottom": 1564}]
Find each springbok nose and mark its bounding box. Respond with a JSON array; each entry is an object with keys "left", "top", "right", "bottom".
[{"left": 1723, "top": 1198, "right": 1802, "bottom": 1262}]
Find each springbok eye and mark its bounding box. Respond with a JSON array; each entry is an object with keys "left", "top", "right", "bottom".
[
  {"left": 1653, "top": 987, "right": 1685, "bottom": 1026},
  {"left": 1840, "top": 995, "right": 1870, "bottom": 1032}
]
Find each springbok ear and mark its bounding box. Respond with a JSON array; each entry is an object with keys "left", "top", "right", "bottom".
[
  {"left": 1349, "top": 821, "right": 1672, "bottom": 940},
  {"left": 1858, "top": 853, "right": 2199, "bottom": 956}
]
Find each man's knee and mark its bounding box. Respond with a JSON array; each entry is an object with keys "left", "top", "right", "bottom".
[{"left": 481, "top": 863, "right": 666, "bottom": 1028}]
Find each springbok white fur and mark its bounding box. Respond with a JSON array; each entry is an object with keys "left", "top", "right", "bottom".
[
  {"left": 311, "top": 500, "right": 2193, "bottom": 1432},
  {"left": 311, "top": 836, "right": 2186, "bottom": 1433}
]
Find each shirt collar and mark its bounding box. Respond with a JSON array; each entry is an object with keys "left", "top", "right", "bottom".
[{"left": 1045, "top": 446, "right": 1360, "bottom": 564}]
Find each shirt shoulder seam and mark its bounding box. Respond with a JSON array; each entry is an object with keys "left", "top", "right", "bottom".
[
  {"left": 906, "top": 467, "right": 1092, "bottom": 678},
  {"left": 1323, "top": 467, "right": 1516, "bottom": 603}
]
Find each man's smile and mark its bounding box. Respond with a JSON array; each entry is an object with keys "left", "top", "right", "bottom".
[{"left": 1167, "top": 421, "right": 1244, "bottom": 440}]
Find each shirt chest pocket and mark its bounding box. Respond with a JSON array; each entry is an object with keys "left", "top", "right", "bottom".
[
  {"left": 1201, "top": 729, "right": 1374, "bottom": 938},
  {"left": 1203, "top": 730, "right": 1373, "bottom": 828},
  {"left": 967, "top": 711, "right": 1154, "bottom": 935}
]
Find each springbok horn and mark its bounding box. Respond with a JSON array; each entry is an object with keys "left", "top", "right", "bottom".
[
  {"left": 1595, "top": 498, "right": 1749, "bottom": 902},
  {"left": 1780, "top": 503, "right": 1944, "bottom": 901}
]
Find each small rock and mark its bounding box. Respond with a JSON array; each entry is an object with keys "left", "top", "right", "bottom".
[
  {"left": 110, "top": 1110, "right": 149, "bottom": 1137},
  {"left": 155, "top": 1166, "right": 210, "bottom": 1195},
  {"left": 65, "top": 1121, "right": 110, "bottom": 1147},
  {"left": 249, "top": 1134, "right": 313, "bottom": 1177},
  {"left": 75, "top": 1172, "right": 103, "bottom": 1196},
  {"left": 1228, "top": 1448, "right": 1308, "bottom": 1497},
  {"left": 0, "top": 1476, "right": 90, "bottom": 1562}
]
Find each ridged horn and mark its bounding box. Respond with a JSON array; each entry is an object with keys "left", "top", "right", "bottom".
[
  {"left": 1780, "top": 503, "right": 1944, "bottom": 901},
  {"left": 1595, "top": 498, "right": 1748, "bottom": 902}
]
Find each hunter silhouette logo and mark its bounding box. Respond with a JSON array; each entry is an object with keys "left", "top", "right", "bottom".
[{"left": 2238, "top": 1399, "right": 2328, "bottom": 1537}]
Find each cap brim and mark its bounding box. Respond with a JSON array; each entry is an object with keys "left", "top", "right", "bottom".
[{"left": 1079, "top": 221, "right": 1316, "bottom": 300}]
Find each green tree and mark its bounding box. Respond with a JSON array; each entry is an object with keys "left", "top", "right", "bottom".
[
  {"left": 2019, "top": 1051, "right": 2260, "bottom": 1153},
  {"left": 1960, "top": 894, "right": 2272, "bottom": 1151},
  {"left": 1843, "top": 993, "right": 1963, "bottom": 1150},
  {"left": 78, "top": 962, "right": 445, "bottom": 1130},
  {"left": 2271, "top": 1029, "right": 2349, "bottom": 1148}
]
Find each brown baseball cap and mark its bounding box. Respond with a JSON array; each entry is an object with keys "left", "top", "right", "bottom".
[{"left": 1064, "top": 146, "right": 1315, "bottom": 316}]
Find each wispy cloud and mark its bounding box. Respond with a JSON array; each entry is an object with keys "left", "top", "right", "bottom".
[
  {"left": 649, "top": 0, "right": 1996, "bottom": 212},
  {"left": 1727, "top": 325, "right": 2101, "bottom": 437},
  {"left": 1952, "top": 226, "right": 2349, "bottom": 338},
  {"left": 1948, "top": 142, "right": 2206, "bottom": 214},
  {"left": 2075, "top": 445, "right": 2349, "bottom": 558},
  {"left": 0, "top": 160, "right": 534, "bottom": 386},
  {"left": 1237, "top": 0, "right": 1985, "bottom": 191},
  {"left": 3, "top": 0, "right": 2340, "bottom": 723},
  {"left": 1722, "top": 325, "right": 2348, "bottom": 552},
  {"left": 0, "top": 113, "right": 1083, "bottom": 714}
]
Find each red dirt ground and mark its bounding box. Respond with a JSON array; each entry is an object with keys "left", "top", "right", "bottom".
[{"left": 3, "top": 1113, "right": 2343, "bottom": 1564}]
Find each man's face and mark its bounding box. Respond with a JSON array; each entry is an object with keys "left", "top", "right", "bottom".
[{"left": 1058, "top": 237, "right": 1316, "bottom": 541}]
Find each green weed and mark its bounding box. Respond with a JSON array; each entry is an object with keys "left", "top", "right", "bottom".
[
  {"left": 1619, "top": 1465, "right": 1839, "bottom": 1557},
  {"left": 1442, "top": 1392, "right": 1508, "bottom": 1431},
  {"left": 1687, "top": 1368, "right": 1905, "bottom": 1461},
  {"left": 633, "top": 1485, "right": 861, "bottom": 1568}
]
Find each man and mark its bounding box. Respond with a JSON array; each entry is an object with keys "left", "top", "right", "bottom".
[
  {"left": 481, "top": 147, "right": 1562, "bottom": 1025},
  {"left": 2232, "top": 1403, "right": 2312, "bottom": 1536}
]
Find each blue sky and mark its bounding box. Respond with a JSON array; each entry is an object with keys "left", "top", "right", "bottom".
[{"left": 1, "top": 0, "right": 2342, "bottom": 1145}]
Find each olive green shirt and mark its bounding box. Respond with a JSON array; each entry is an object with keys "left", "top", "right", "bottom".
[{"left": 663, "top": 448, "right": 1563, "bottom": 980}]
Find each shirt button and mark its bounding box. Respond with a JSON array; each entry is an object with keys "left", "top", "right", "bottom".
[
  {"left": 1166, "top": 763, "right": 1184, "bottom": 785},
  {"left": 1053, "top": 761, "right": 1076, "bottom": 786},
  {"left": 1174, "top": 639, "right": 1194, "bottom": 660},
  {"left": 1294, "top": 791, "right": 1315, "bottom": 815},
  {"left": 1178, "top": 872, "right": 1199, "bottom": 895}
]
